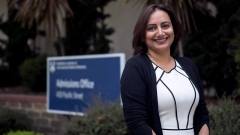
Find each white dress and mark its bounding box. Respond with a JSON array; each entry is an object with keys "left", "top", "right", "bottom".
[{"left": 152, "top": 60, "right": 199, "bottom": 135}]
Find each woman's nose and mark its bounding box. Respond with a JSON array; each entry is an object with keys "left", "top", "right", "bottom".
[{"left": 156, "top": 28, "right": 164, "bottom": 36}]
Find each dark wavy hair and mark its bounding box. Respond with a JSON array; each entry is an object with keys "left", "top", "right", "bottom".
[{"left": 132, "top": 4, "right": 182, "bottom": 56}]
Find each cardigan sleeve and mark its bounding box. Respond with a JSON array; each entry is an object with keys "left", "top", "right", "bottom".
[
  {"left": 192, "top": 61, "right": 210, "bottom": 133},
  {"left": 120, "top": 58, "right": 152, "bottom": 135},
  {"left": 175, "top": 56, "right": 210, "bottom": 134}
]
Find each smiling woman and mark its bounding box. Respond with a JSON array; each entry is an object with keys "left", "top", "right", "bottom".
[{"left": 120, "top": 4, "right": 209, "bottom": 135}]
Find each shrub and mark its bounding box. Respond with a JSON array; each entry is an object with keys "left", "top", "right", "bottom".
[
  {"left": 19, "top": 55, "right": 47, "bottom": 91},
  {"left": 209, "top": 98, "right": 240, "bottom": 135},
  {"left": 66, "top": 97, "right": 240, "bottom": 135},
  {"left": 4, "top": 130, "right": 43, "bottom": 135},
  {"left": 0, "top": 108, "right": 32, "bottom": 135},
  {"left": 65, "top": 96, "right": 130, "bottom": 135}
]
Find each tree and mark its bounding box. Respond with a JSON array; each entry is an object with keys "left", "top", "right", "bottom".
[
  {"left": 8, "top": 0, "right": 73, "bottom": 56},
  {"left": 0, "top": 8, "right": 36, "bottom": 86},
  {"left": 184, "top": 0, "right": 240, "bottom": 97},
  {"left": 61, "top": 0, "right": 115, "bottom": 55}
]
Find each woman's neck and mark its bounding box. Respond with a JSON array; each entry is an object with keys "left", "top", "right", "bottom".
[{"left": 147, "top": 51, "right": 175, "bottom": 72}]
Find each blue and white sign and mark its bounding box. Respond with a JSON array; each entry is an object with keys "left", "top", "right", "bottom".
[{"left": 47, "top": 53, "right": 125, "bottom": 115}]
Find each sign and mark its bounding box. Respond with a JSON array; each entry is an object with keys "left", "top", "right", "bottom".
[{"left": 47, "top": 53, "right": 125, "bottom": 115}]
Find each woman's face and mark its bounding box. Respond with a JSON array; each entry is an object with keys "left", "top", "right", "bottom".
[{"left": 145, "top": 9, "right": 174, "bottom": 54}]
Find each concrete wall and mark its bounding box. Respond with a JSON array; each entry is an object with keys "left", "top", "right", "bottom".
[
  {"left": 105, "top": 0, "right": 147, "bottom": 61},
  {"left": 0, "top": 94, "right": 68, "bottom": 135},
  {"left": 0, "top": 0, "right": 8, "bottom": 42},
  {"left": 0, "top": 0, "right": 7, "bottom": 22}
]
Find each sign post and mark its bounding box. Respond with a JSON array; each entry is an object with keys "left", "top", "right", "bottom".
[{"left": 47, "top": 53, "right": 125, "bottom": 115}]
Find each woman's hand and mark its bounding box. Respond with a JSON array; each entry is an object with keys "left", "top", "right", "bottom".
[
  {"left": 198, "top": 124, "right": 209, "bottom": 135},
  {"left": 152, "top": 130, "right": 156, "bottom": 135}
]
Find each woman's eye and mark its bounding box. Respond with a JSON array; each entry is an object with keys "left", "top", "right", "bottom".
[
  {"left": 147, "top": 27, "right": 156, "bottom": 31},
  {"left": 162, "top": 24, "right": 170, "bottom": 29}
]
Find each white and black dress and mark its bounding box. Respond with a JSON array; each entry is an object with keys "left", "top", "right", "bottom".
[{"left": 152, "top": 59, "right": 199, "bottom": 135}]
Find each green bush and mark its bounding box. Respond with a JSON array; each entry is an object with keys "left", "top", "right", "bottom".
[
  {"left": 65, "top": 96, "right": 130, "bottom": 135},
  {"left": 4, "top": 130, "right": 43, "bottom": 135},
  {"left": 0, "top": 108, "right": 32, "bottom": 135},
  {"left": 209, "top": 98, "right": 240, "bottom": 135},
  {"left": 19, "top": 55, "right": 47, "bottom": 91},
  {"left": 66, "top": 97, "right": 240, "bottom": 135}
]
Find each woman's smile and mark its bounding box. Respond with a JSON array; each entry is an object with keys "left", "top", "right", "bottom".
[{"left": 153, "top": 37, "right": 168, "bottom": 44}]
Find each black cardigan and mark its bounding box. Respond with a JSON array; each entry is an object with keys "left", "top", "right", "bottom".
[{"left": 120, "top": 55, "right": 209, "bottom": 135}]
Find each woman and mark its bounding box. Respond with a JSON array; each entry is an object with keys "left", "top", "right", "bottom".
[{"left": 120, "top": 4, "right": 209, "bottom": 135}]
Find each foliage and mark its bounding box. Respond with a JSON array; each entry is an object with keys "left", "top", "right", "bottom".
[
  {"left": 209, "top": 98, "right": 240, "bottom": 135},
  {"left": 0, "top": 0, "right": 115, "bottom": 88},
  {"left": 4, "top": 130, "right": 43, "bottom": 135},
  {"left": 8, "top": 0, "right": 115, "bottom": 56},
  {"left": 226, "top": 8, "right": 240, "bottom": 94},
  {"left": 0, "top": 9, "right": 36, "bottom": 86},
  {"left": 8, "top": 0, "right": 73, "bottom": 55},
  {"left": 65, "top": 96, "right": 130, "bottom": 135},
  {"left": 8, "top": 0, "right": 73, "bottom": 31},
  {"left": 184, "top": 0, "right": 240, "bottom": 97},
  {"left": 64, "top": 95, "right": 240, "bottom": 135},
  {"left": 61, "top": 0, "right": 115, "bottom": 56},
  {"left": 0, "top": 108, "right": 32, "bottom": 135},
  {"left": 19, "top": 55, "right": 47, "bottom": 91}
]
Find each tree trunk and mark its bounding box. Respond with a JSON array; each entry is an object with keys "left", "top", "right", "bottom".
[
  {"left": 178, "top": 39, "right": 184, "bottom": 57},
  {"left": 55, "top": 23, "right": 65, "bottom": 56}
]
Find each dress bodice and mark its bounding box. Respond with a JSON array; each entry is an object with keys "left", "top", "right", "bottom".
[{"left": 152, "top": 60, "right": 199, "bottom": 135}]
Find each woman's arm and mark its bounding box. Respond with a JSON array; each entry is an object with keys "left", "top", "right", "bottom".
[
  {"left": 198, "top": 124, "right": 209, "bottom": 135},
  {"left": 121, "top": 59, "right": 152, "bottom": 135},
  {"left": 176, "top": 57, "right": 210, "bottom": 134},
  {"left": 192, "top": 60, "right": 210, "bottom": 134}
]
